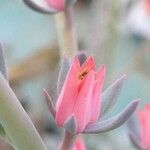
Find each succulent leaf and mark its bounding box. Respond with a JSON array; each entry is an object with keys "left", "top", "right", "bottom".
[
  {"left": 43, "top": 89, "right": 56, "bottom": 117},
  {"left": 100, "top": 75, "right": 126, "bottom": 117},
  {"left": 127, "top": 113, "right": 140, "bottom": 141},
  {"left": 0, "top": 44, "right": 8, "bottom": 80},
  {"left": 127, "top": 113, "right": 144, "bottom": 150},
  {"left": 84, "top": 100, "right": 139, "bottom": 133},
  {"left": 128, "top": 133, "right": 144, "bottom": 150},
  {"left": 64, "top": 116, "right": 77, "bottom": 134},
  {"left": 57, "top": 56, "right": 71, "bottom": 96}
]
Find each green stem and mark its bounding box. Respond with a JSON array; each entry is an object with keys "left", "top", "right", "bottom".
[
  {"left": 60, "top": 131, "right": 75, "bottom": 150},
  {"left": 0, "top": 73, "right": 47, "bottom": 150},
  {"left": 55, "top": 6, "right": 78, "bottom": 58}
]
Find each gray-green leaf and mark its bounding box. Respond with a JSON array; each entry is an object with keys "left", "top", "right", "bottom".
[
  {"left": 100, "top": 75, "right": 126, "bottom": 117},
  {"left": 84, "top": 100, "right": 139, "bottom": 133},
  {"left": 57, "top": 56, "right": 71, "bottom": 96},
  {"left": 0, "top": 44, "right": 8, "bottom": 80}
]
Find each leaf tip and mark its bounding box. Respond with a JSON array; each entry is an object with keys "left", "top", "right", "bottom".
[
  {"left": 43, "top": 88, "right": 56, "bottom": 117},
  {"left": 64, "top": 116, "right": 77, "bottom": 135}
]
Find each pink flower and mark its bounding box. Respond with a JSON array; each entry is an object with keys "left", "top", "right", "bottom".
[
  {"left": 73, "top": 138, "right": 86, "bottom": 150},
  {"left": 45, "top": 55, "right": 139, "bottom": 135},
  {"left": 23, "top": 0, "right": 77, "bottom": 14},
  {"left": 46, "top": 0, "right": 65, "bottom": 11},
  {"left": 55, "top": 56, "right": 105, "bottom": 133},
  {"left": 144, "top": 0, "right": 150, "bottom": 15},
  {"left": 138, "top": 105, "right": 150, "bottom": 149}
]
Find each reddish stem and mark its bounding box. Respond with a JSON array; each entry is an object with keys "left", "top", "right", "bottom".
[{"left": 60, "top": 131, "right": 76, "bottom": 150}]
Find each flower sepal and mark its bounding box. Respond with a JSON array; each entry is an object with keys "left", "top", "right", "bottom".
[
  {"left": 127, "top": 104, "right": 150, "bottom": 150},
  {"left": 43, "top": 89, "right": 56, "bottom": 117},
  {"left": 83, "top": 100, "right": 139, "bottom": 134},
  {"left": 100, "top": 75, "right": 126, "bottom": 117},
  {"left": 64, "top": 116, "right": 77, "bottom": 135}
]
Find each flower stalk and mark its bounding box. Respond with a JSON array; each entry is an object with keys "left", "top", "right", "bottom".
[
  {"left": 55, "top": 6, "right": 78, "bottom": 58},
  {"left": 60, "top": 130, "right": 75, "bottom": 150}
]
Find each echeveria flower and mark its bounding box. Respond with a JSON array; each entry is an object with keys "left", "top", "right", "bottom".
[
  {"left": 127, "top": 104, "right": 150, "bottom": 150},
  {"left": 44, "top": 54, "right": 139, "bottom": 135},
  {"left": 56, "top": 56, "right": 105, "bottom": 133},
  {"left": 73, "top": 138, "right": 86, "bottom": 150},
  {"left": 23, "top": 0, "right": 76, "bottom": 14},
  {"left": 46, "top": 56, "right": 105, "bottom": 133}
]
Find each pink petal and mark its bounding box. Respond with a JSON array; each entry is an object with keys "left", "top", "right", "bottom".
[
  {"left": 55, "top": 57, "right": 80, "bottom": 126},
  {"left": 73, "top": 138, "right": 86, "bottom": 150},
  {"left": 46, "top": 0, "right": 65, "bottom": 10},
  {"left": 138, "top": 105, "right": 150, "bottom": 149},
  {"left": 144, "top": 0, "right": 150, "bottom": 16},
  {"left": 89, "top": 66, "right": 105, "bottom": 123},
  {"left": 72, "top": 71, "right": 95, "bottom": 133},
  {"left": 145, "top": 104, "right": 150, "bottom": 112}
]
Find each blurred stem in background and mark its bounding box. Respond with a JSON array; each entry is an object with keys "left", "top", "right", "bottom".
[
  {"left": 103, "top": 0, "right": 120, "bottom": 82},
  {"left": 88, "top": 0, "right": 120, "bottom": 84},
  {"left": 55, "top": 6, "right": 78, "bottom": 58}
]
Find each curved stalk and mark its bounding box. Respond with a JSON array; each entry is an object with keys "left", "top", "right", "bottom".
[{"left": 55, "top": 6, "right": 78, "bottom": 58}]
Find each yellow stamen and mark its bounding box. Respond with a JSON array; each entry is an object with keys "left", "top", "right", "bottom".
[{"left": 78, "top": 67, "right": 89, "bottom": 80}]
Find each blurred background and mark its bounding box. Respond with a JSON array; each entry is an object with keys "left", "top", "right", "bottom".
[{"left": 0, "top": 0, "right": 150, "bottom": 149}]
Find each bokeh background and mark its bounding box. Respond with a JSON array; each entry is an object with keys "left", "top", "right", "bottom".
[{"left": 0, "top": 0, "right": 150, "bottom": 149}]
